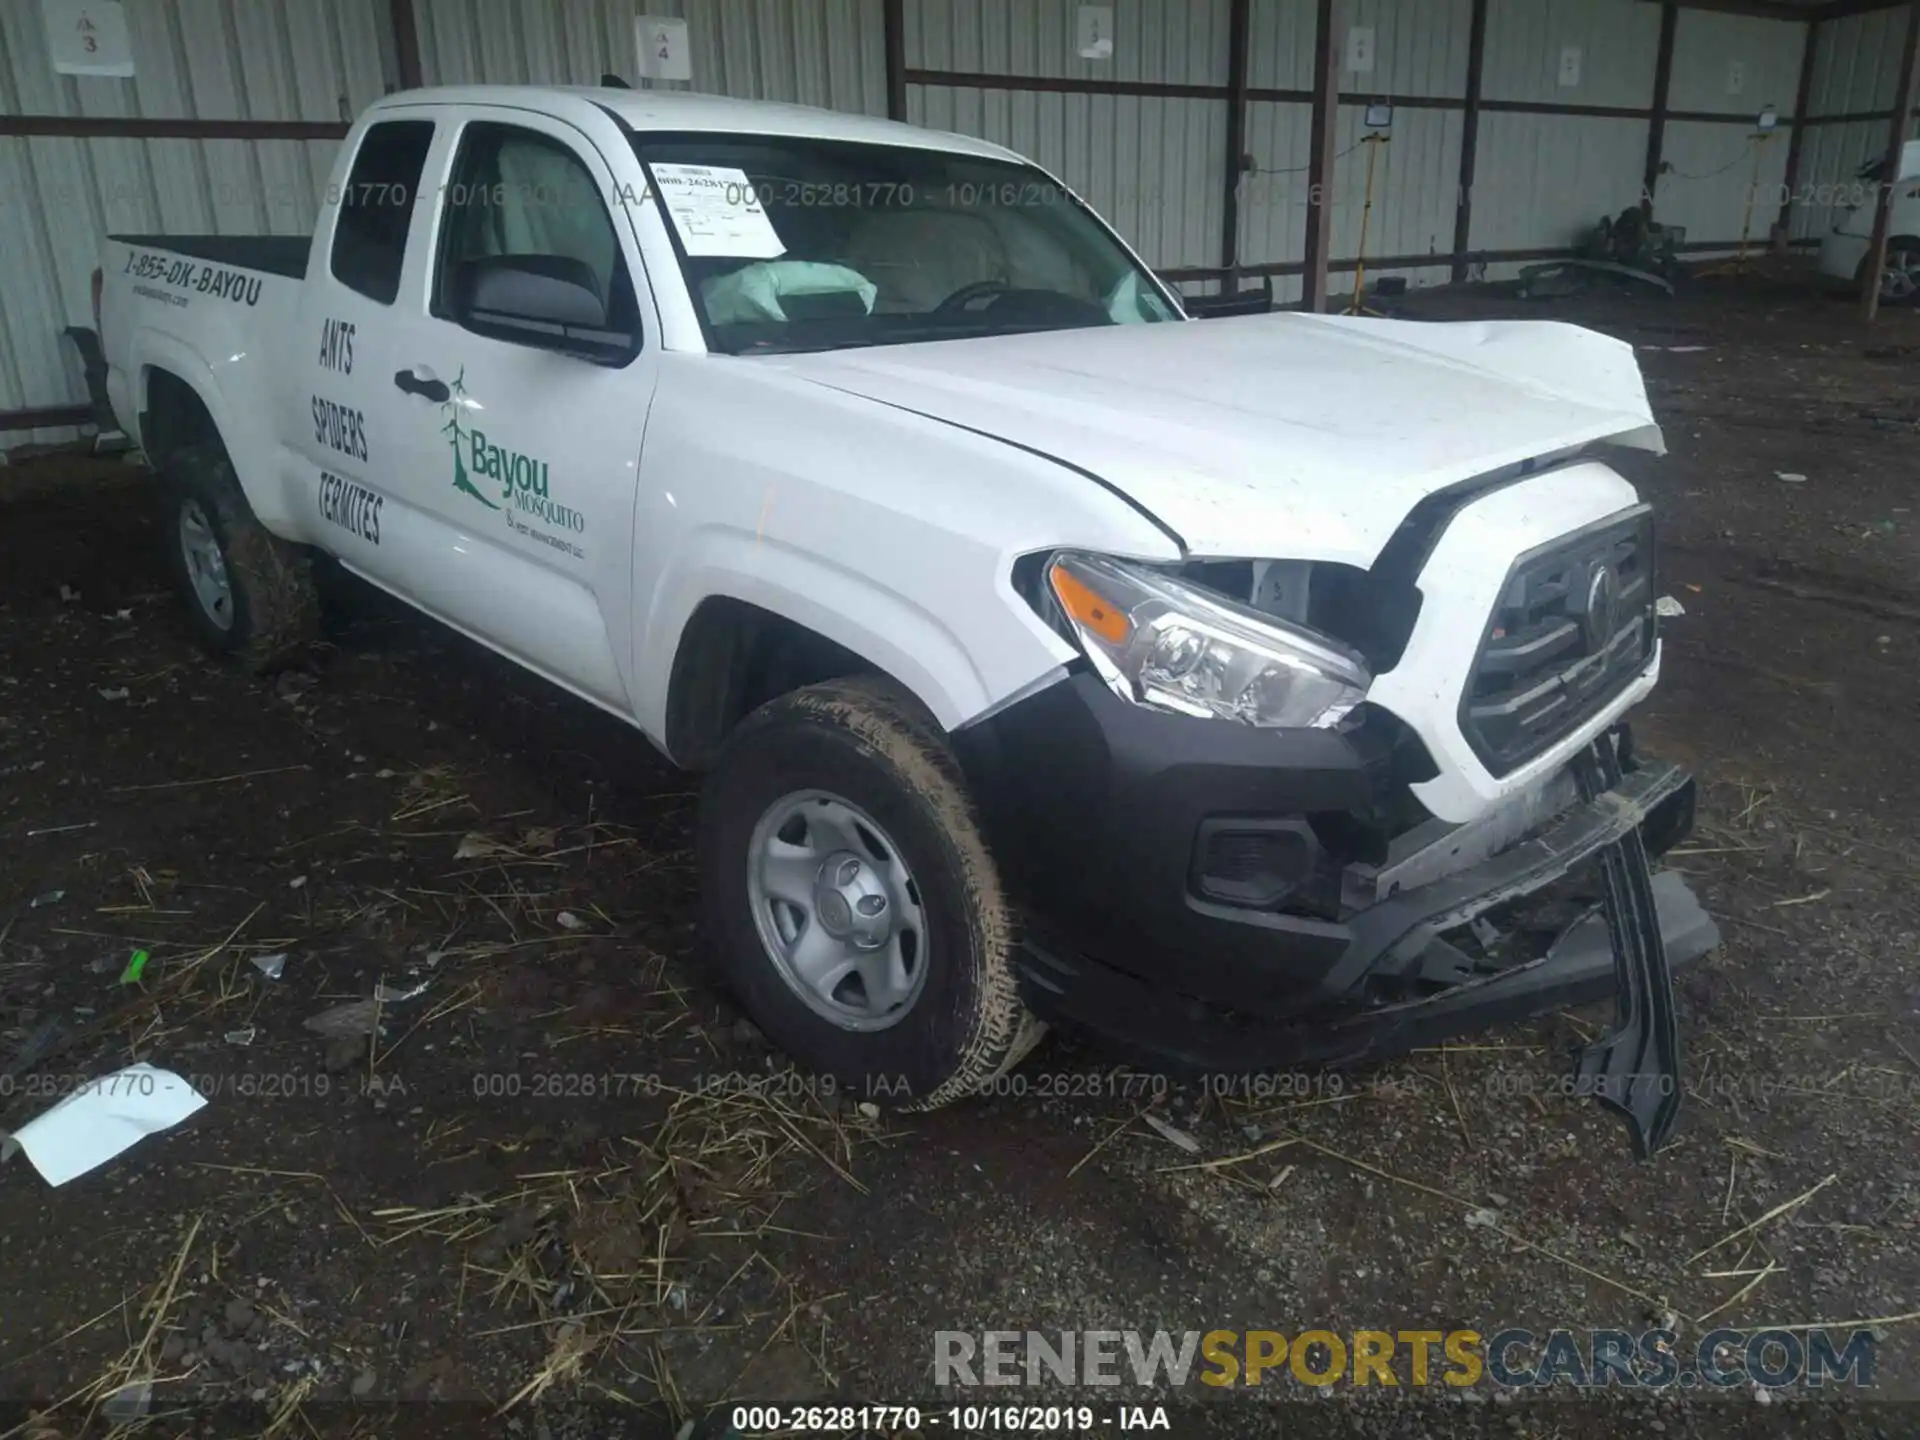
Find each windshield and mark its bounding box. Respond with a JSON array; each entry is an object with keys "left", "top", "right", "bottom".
[{"left": 633, "top": 134, "right": 1181, "bottom": 355}]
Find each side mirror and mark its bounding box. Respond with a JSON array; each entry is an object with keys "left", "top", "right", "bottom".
[{"left": 453, "top": 256, "right": 637, "bottom": 365}]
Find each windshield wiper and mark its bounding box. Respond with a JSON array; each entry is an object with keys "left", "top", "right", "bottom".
[
  {"left": 730, "top": 336, "right": 886, "bottom": 357},
  {"left": 883, "top": 319, "right": 1104, "bottom": 344},
  {"left": 724, "top": 317, "right": 1112, "bottom": 358}
]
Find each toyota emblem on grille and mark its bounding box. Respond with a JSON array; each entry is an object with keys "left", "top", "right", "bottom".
[{"left": 1583, "top": 563, "right": 1619, "bottom": 653}]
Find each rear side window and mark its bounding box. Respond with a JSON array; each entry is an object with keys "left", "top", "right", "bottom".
[{"left": 330, "top": 120, "right": 435, "bottom": 304}]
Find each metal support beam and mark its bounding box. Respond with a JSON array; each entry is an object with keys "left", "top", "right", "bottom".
[
  {"left": 1452, "top": 0, "right": 1490, "bottom": 283},
  {"left": 1302, "top": 0, "right": 1339, "bottom": 312},
  {"left": 1658, "top": 0, "right": 1816, "bottom": 17},
  {"left": 1822, "top": 0, "right": 1914, "bottom": 19},
  {"left": 390, "top": 0, "right": 424, "bottom": 90},
  {"left": 1221, "top": 0, "right": 1251, "bottom": 277},
  {"left": 883, "top": 0, "right": 907, "bottom": 122},
  {"left": 1861, "top": 1, "right": 1920, "bottom": 321},
  {"left": 0, "top": 404, "right": 95, "bottom": 433},
  {"left": 1642, "top": 2, "right": 1679, "bottom": 216},
  {"left": 0, "top": 116, "right": 347, "bottom": 139},
  {"left": 1774, "top": 18, "right": 1821, "bottom": 252}
]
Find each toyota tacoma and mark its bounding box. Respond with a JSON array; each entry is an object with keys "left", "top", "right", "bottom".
[{"left": 93, "top": 86, "right": 1717, "bottom": 1154}]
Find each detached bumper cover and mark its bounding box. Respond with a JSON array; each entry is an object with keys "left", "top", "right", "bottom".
[
  {"left": 64, "top": 327, "right": 121, "bottom": 435},
  {"left": 955, "top": 671, "right": 1716, "bottom": 1156}
]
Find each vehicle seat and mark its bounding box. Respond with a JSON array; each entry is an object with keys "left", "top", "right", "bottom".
[{"left": 839, "top": 209, "right": 1009, "bottom": 314}]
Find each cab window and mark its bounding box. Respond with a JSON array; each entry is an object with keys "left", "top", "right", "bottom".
[
  {"left": 432, "top": 122, "right": 640, "bottom": 343},
  {"left": 330, "top": 120, "right": 434, "bottom": 304}
]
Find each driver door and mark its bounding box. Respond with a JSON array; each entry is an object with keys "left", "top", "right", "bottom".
[{"left": 375, "top": 108, "right": 659, "bottom": 713}]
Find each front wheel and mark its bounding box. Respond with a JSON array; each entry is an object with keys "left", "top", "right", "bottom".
[
  {"left": 697, "top": 676, "right": 1044, "bottom": 1108},
  {"left": 160, "top": 443, "right": 319, "bottom": 673}
]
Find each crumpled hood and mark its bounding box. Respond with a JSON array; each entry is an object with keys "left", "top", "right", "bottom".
[{"left": 772, "top": 311, "right": 1663, "bottom": 567}]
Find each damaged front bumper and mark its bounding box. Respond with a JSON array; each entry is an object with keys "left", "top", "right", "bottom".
[
  {"left": 955, "top": 673, "right": 1716, "bottom": 1156},
  {"left": 1317, "top": 739, "right": 1704, "bottom": 1155}
]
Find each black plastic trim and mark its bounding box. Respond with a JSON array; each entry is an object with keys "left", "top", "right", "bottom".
[
  {"left": 1457, "top": 504, "right": 1656, "bottom": 777},
  {"left": 1014, "top": 865, "right": 1713, "bottom": 1075},
  {"left": 951, "top": 669, "right": 1371, "bottom": 1014},
  {"left": 956, "top": 663, "right": 1709, "bottom": 1086},
  {"left": 1569, "top": 739, "right": 1684, "bottom": 1157},
  {"left": 1191, "top": 816, "right": 1320, "bottom": 908}
]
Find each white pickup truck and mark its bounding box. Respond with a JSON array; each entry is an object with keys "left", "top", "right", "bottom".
[
  {"left": 96, "top": 85, "right": 1717, "bottom": 1153},
  {"left": 1817, "top": 140, "right": 1920, "bottom": 304}
]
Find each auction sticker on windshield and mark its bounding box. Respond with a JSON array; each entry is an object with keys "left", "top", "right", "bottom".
[{"left": 650, "top": 163, "right": 786, "bottom": 258}]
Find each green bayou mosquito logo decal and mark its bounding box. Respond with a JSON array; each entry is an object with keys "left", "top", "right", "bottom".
[
  {"left": 439, "top": 368, "right": 587, "bottom": 555},
  {"left": 439, "top": 369, "right": 499, "bottom": 511}
]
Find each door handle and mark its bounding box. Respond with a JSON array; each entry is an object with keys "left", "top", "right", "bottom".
[{"left": 394, "top": 368, "right": 450, "bottom": 403}]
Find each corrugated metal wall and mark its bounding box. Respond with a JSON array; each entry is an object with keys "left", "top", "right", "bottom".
[
  {"left": 1651, "top": 9, "right": 1802, "bottom": 249},
  {"left": 1668, "top": 7, "right": 1802, "bottom": 111},
  {"left": 1471, "top": 110, "right": 1649, "bottom": 261},
  {"left": 1471, "top": 0, "right": 1656, "bottom": 278},
  {"left": 1239, "top": 0, "right": 1310, "bottom": 301},
  {"left": 3, "top": 0, "right": 1904, "bottom": 448},
  {"left": 1793, "top": 8, "right": 1918, "bottom": 243},
  {"left": 908, "top": 0, "right": 1229, "bottom": 84},
  {"left": 1, "top": 0, "right": 883, "bottom": 447},
  {"left": 902, "top": 0, "right": 1230, "bottom": 275},
  {"left": 413, "top": 0, "right": 886, "bottom": 113},
  {"left": 1808, "top": 5, "right": 1911, "bottom": 115},
  {"left": 896, "top": 0, "right": 1816, "bottom": 299},
  {"left": 0, "top": 0, "right": 396, "bottom": 446},
  {"left": 1655, "top": 118, "right": 1790, "bottom": 246},
  {"left": 1238, "top": 107, "right": 1465, "bottom": 303},
  {"left": 1483, "top": 0, "right": 1658, "bottom": 108},
  {"left": 908, "top": 86, "right": 1227, "bottom": 274},
  {"left": 1239, "top": 0, "right": 1466, "bottom": 302}
]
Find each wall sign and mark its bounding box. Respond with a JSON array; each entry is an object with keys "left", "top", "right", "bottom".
[
  {"left": 1346, "top": 26, "right": 1375, "bottom": 75},
  {"left": 43, "top": 0, "right": 134, "bottom": 78},
  {"left": 1076, "top": 6, "right": 1114, "bottom": 61},
  {"left": 1558, "top": 45, "right": 1582, "bottom": 89},
  {"left": 636, "top": 15, "right": 692, "bottom": 82}
]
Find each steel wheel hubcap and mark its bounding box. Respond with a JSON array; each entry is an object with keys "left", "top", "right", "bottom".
[
  {"left": 178, "top": 500, "right": 235, "bottom": 632},
  {"left": 1883, "top": 252, "right": 1917, "bottom": 301},
  {"left": 747, "top": 790, "right": 928, "bottom": 1032}
]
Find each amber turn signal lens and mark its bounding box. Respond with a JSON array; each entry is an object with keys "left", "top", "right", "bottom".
[{"left": 1050, "top": 561, "right": 1131, "bottom": 645}]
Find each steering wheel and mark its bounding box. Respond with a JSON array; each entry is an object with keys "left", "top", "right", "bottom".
[{"left": 934, "top": 279, "right": 1013, "bottom": 314}]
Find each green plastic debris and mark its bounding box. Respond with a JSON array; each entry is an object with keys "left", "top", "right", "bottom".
[{"left": 119, "top": 949, "right": 150, "bottom": 985}]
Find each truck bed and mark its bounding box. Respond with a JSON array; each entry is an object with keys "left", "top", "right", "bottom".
[
  {"left": 99, "top": 231, "right": 305, "bottom": 523},
  {"left": 109, "top": 235, "right": 309, "bottom": 280}
]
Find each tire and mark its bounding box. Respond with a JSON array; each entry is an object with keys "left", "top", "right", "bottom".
[
  {"left": 160, "top": 442, "right": 319, "bottom": 673},
  {"left": 1864, "top": 238, "right": 1920, "bottom": 306},
  {"left": 697, "top": 675, "right": 1044, "bottom": 1109}
]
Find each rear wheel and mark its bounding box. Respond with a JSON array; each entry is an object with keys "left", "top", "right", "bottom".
[
  {"left": 697, "top": 675, "right": 1044, "bottom": 1108},
  {"left": 160, "top": 443, "right": 319, "bottom": 672},
  {"left": 1868, "top": 238, "right": 1920, "bottom": 305}
]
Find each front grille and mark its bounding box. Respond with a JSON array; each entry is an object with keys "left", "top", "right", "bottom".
[{"left": 1460, "top": 508, "right": 1655, "bottom": 776}]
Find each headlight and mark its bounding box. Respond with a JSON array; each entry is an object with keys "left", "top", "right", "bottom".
[{"left": 1047, "top": 552, "right": 1371, "bottom": 728}]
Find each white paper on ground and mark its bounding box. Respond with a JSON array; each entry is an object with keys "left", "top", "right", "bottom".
[
  {"left": 2, "top": 1063, "right": 206, "bottom": 1186},
  {"left": 649, "top": 164, "right": 785, "bottom": 259}
]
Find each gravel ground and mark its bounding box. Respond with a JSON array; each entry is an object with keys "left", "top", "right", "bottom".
[{"left": 0, "top": 268, "right": 1915, "bottom": 1439}]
